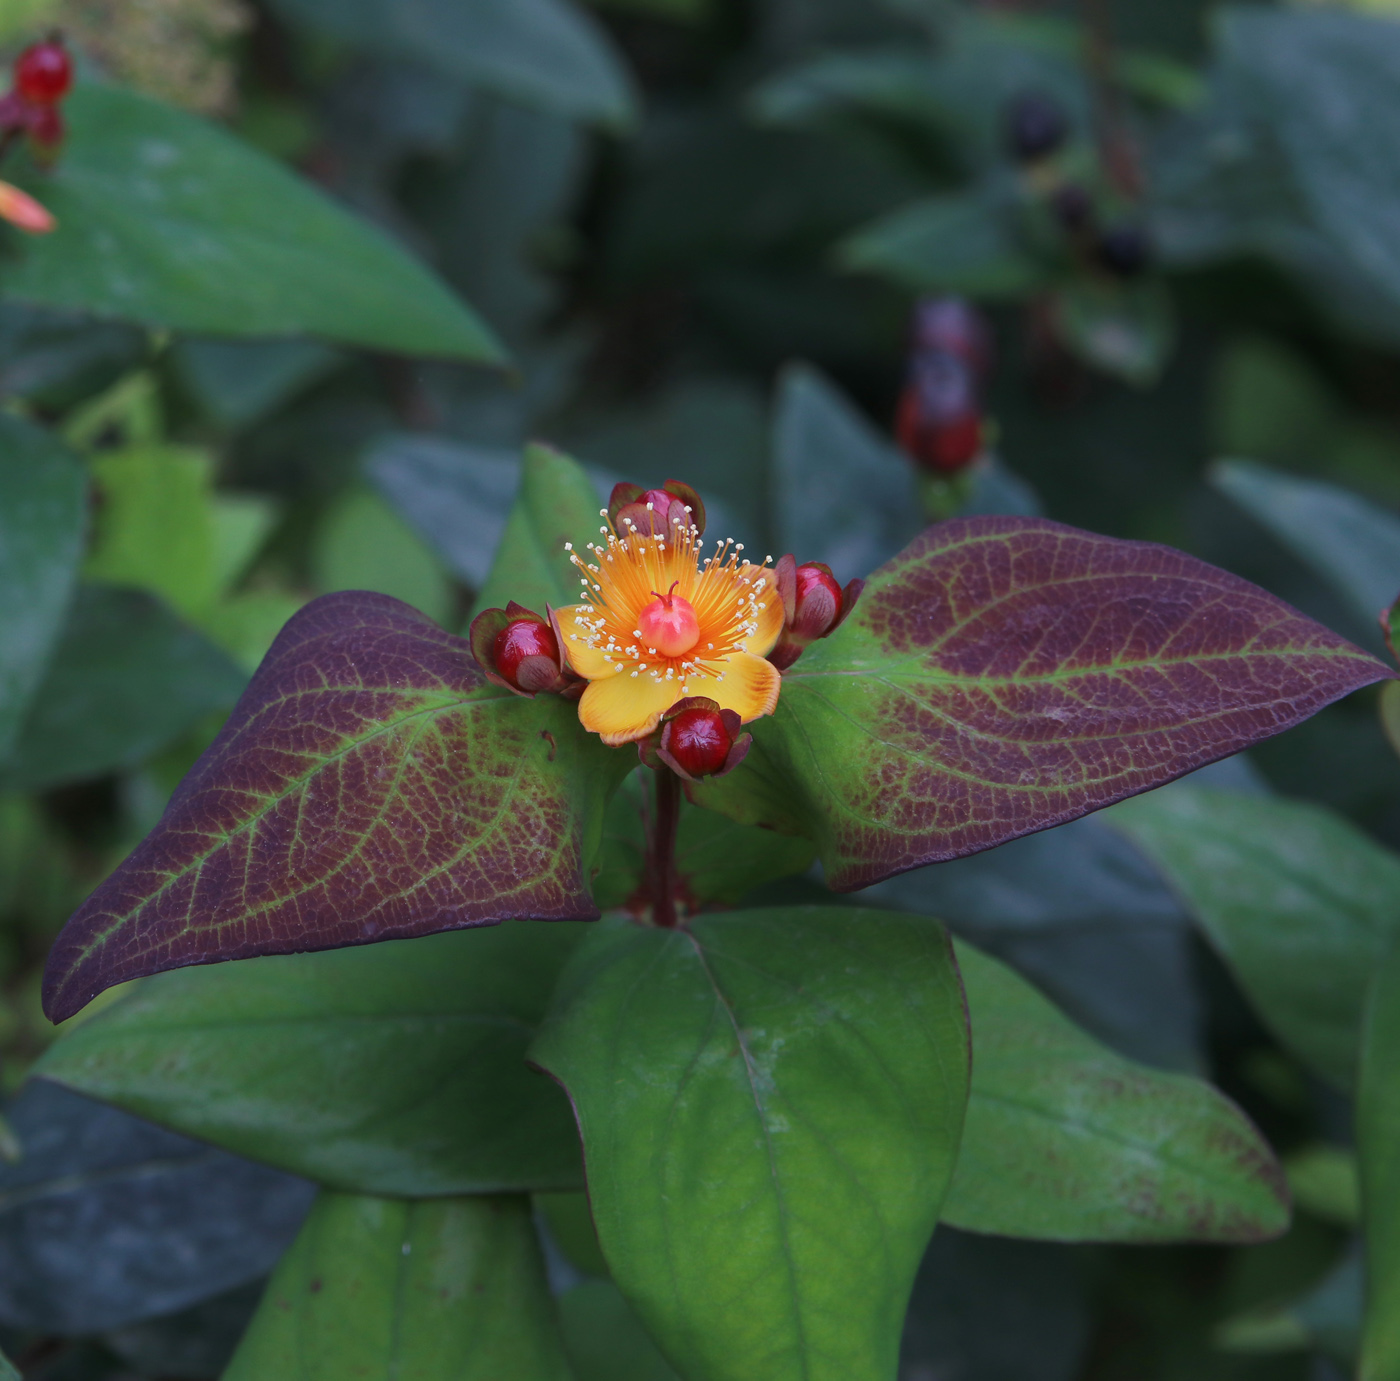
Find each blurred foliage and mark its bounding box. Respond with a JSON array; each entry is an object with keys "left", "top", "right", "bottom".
[{"left": 0, "top": 0, "right": 1396, "bottom": 1377}]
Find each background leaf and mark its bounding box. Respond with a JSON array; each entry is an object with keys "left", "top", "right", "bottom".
[
  {"left": 41, "top": 590, "right": 630, "bottom": 1022},
  {"left": 367, "top": 433, "right": 520, "bottom": 590},
  {"left": 1213, "top": 458, "right": 1400, "bottom": 638},
  {"left": 559, "top": 1280, "right": 681, "bottom": 1381},
  {"left": 1109, "top": 785, "right": 1400, "bottom": 1089},
  {"left": 267, "top": 0, "right": 636, "bottom": 130},
  {"left": 530, "top": 906, "right": 970, "bottom": 1381},
  {"left": 4, "top": 84, "right": 504, "bottom": 361},
  {"left": 0, "top": 1080, "right": 313, "bottom": 1335},
  {"left": 944, "top": 939, "right": 1289, "bottom": 1242},
  {"left": 0, "top": 415, "right": 86, "bottom": 760},
  {"left": 471, "top": 442, "right": 602, "bottom": 619},
  {"left": 770, "top": 361, "right": 922, "bottom": 580},
  {"left": 1358, "top": 940, "right": 1400, "bottom": 1379},
  {"left": 223, "top": 1190, "right": 572, "bottom": 1381},
  {"left": 697, "top": 516, "right": 1389, "bottom": 890},
  {"left": 38, "top": 924, "right": 586, "bottom": 1195},
  {"left": 0, "top": 584, "right": 246, "bottom": 794}
]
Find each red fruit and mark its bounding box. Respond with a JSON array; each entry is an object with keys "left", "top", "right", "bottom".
[
  {"left": 663, "top": 706, "right": 735, "bottom": 779},
  {"left": 15, "top": 41, "right": 72, "bottom": 106},
  {"left": 895, "top": 369, "right": 984, "bottom": 476},
  {"left": 492, "top": 617, "right": 562, "bottom": 693}
]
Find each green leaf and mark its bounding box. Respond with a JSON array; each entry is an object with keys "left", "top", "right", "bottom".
[
  {"left": 1109, "top": 786, "right": 1400, "bottom": 1090},
  {"left": 470, "top": 442, "right": 601, "bottom": 621},
  {"left": 1052, "top": 277, "right": 1176, "bottom": 387},
  {"left": 837, "top": 189, "right": 1048, "bottom": 297},
  {"left": 0, "top": 1347, "right": 15, "bottom": 1381},
  {"left": 944, "top": 940, "right": 1289, "bottom": 1243},
  {"left": 223, "top": 1190, "right": 572, "bottom": 1381},
  {"left": 312, "top": 484, "right": 454, "bottom": 627},
  {"left": 1285, "top": 1145, "right": 1360, "bottom": 1228},
  {"left": 560, "top": 1280, "right": 681, "bottom": 1381},
  {"left": 268, "top": 0, "right": 635, "bottom": 130},
  {"left": 592, "top": 772, "right": 815, "bottom": 912},
  {"left": 529, "top": 906, "right": 970, "bottom": 1381},
  {"left": 2, "top": 585, "right": 246, "bottom": 792},
  {"left": 37, "top": 923, "right": 586, "bottom": 1195},
  {"left": 1213, "top": 459, "right": 1400, "bottom": 636},
  {"left": 3, "top": 84, "right": 504, "bottom": 362},
  {"left": 770, "top": 362, "right": 921, "bottom": 581},
  {"left": 1359, "top": 941, "right": 1400, "bottom": 1379},
  {"left": 1219, "top": 10, "right": 1400, "bottom": 321},
  {"left": 0, "top": 415, "right": 86, "bottom": 759}
]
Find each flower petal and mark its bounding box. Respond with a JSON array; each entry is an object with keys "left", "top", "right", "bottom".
[
  {"left": 685, "top": 651, "right": 781, "bottom": 724},
  {"left": 555, "top": 604, "right": 616, "bottom": 680},
  {"left": 578, "top": 669, "right": 679, "bottom": 746},
  {"left": 741, "top": 564, "right": 785, "bottom": 657}
]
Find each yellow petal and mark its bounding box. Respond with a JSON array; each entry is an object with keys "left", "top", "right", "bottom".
[
  {"left": 578, "top": 669, "right": 679, "bottom": 746},
  {"left": 683, "top": 651, "right": 781, "bottom": 724},
  {"left": 555, "top": 604, "right": 615, "bottom": 680},
  {"left": 741, "top": 563, "right": 785, "bottom": 657}
]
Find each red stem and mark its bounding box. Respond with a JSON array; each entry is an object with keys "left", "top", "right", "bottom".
[{"left": 647, "top": 767, "right": 682, "bottom": 927}]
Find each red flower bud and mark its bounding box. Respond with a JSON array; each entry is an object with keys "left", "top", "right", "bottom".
[
  {"left": 608, "top": 479, "right": 706, "bottom": 539},
  {"left": 642, "top": 697, "right": 751, "bottom": 782},
  {"left": 469, "top": 602, "right": 578, "bottom": 698},
  {"left": 768, "top": 556, "right": 865, "bottom": 671},
  {"left": 15, "top": 40, "right": 72, "bottom": 106},
  {"left": 895, "top": 351, "right": 985, "bottom": 476}
]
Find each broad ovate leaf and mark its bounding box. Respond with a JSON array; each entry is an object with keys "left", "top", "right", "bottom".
[
  {"left": 946, "top": 940, "right": 1289, "bottom": 1243},
  {"left": 529, "top": 907, "right": 969, "bottom": 1381},
  {"left": 697, "top": 516, "right": 1390, "bottom": 890},
  {"left": 37, "top": 925, "right": 586, "bottom": 1195},
  {"left": 1110, "top": 786, "right": 1400, "bottom": 1090},
  {"left": 42, "top": 591, "right": 629, "bottom": 1022},
  {"left": 1358, "top": 941, "right": 1400, "bottom": 1379},
  {"left": 4, "top": 84, "right": 504, "bottom": 362},
  {"left": 223, "top": 1190, "right": 572, "bottom": 1381},
  {"left": 0, "top": 415, "right": 86, "bottom": 759}
]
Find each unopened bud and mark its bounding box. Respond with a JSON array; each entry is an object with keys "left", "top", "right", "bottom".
[
  {"left": 0, "top": 178, "right": 53, "bottom": 234},
  {"left": 642, "top": 697, "right": 751, "bottom": 782},
  {"left": 896, "top": 351, "right": 984, "bottom": 476},
  {"left": 608, "top": 479, "right": 706, "bottom": 539},
  {"left": 768, "top": 555, "right": 865, "bottom": 671},
  {"left": 469, "top": 602, "right": 578, "bottom": 698}
]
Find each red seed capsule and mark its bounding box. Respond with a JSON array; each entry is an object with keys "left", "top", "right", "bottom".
[
  {"left": 664, "top": 706, "right": 733, "bottom": 779},
  {"left": 15, "top": 41, "right": 72, "bottom": 106},
  {"left": 493, "top": 618, "right": 562, "bottom": 694}
]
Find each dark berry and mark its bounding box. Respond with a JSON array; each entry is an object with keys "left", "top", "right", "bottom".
[
  {"left": 1007, "top": 90, "right": 1067, "bottom": 163},
  {"left": 1051, "top": 182, "right": 1094, "bottom": 234},
  {"left": 15, "top": 40, "right": 72, "bottom": 106},
  {"left": 1096, "top": 223, "right": 1152, "bottom": 277}
]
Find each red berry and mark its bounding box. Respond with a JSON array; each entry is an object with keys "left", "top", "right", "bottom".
[
  {"left": 493, "top": 618, "right": 561, "bottom": 694},
  {"left": 15, "top": 41, "right": 71, "bottom": 106},
  {"left": 664, "top": 707, "right": 732, "bottom": 779}
]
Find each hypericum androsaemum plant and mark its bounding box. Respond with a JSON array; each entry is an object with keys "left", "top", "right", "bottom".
[{"left": 36, "top": 443, "right": 1394, "bottom": 1381}]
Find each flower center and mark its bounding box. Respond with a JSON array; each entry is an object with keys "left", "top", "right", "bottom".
[{"left": 638, "top": 582, "right": 700, "bottom": 658}]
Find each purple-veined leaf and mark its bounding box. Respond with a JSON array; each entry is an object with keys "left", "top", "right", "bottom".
[
  {"left": 43, "top": 591, "right": 629, "bottom": 1023},
  {"left": 696, "top": 516, "right": 1391, "bottom": 891}
]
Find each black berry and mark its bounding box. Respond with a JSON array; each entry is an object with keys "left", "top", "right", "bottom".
[
  {"left": 1007, "top": 91, "right": 1067, "bottom": 163},
  {"left": 1096, "top": 223, "right": 1152, "bottom": 277}
]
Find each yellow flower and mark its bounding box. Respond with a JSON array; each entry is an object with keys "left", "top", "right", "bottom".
[{"left": 555, "top": 500, "right": 784, "bottom": 746}]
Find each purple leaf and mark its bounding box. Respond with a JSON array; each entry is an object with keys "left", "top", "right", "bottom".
[
  {"left": 696, "top": 516, "right": 1392, "bottom": 890},
  {"left": 43, "top": 592, "right": 629, "bottom": 1022}
]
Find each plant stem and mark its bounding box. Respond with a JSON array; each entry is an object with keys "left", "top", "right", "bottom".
[
  {"left": 1080, "top": 0, "right": 1142, "bottom": 198},
  {"left": 647, "top": 767, "right": 682, "bottom": 928}
]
